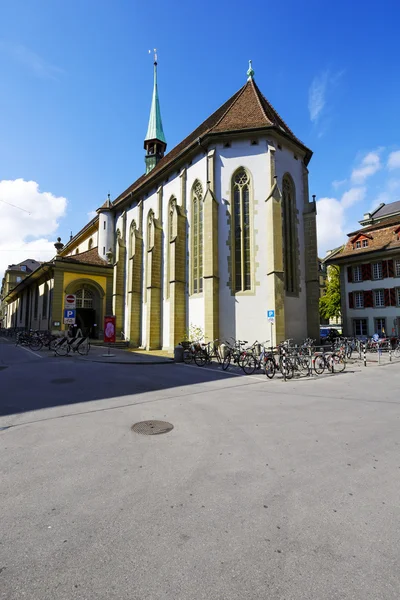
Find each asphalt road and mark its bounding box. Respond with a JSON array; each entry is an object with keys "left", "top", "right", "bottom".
[{"left": 1, "top": 338, "right": 399, "bottom": 599}]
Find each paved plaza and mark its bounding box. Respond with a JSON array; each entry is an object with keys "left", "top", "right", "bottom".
[{"left": 1, "top": 338, "right": 399, "bottom": 599}]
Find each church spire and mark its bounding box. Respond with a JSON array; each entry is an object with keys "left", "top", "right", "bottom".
[{"left": 144, "top": 50, "right": 167, "bottom": 174}]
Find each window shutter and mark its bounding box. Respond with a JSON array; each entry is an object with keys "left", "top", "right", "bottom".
[
  {"left": 347, "top": 266, "right": 353, "bottom": 283},
  {"left": 362, "top": 263, "right": 371, "bottom": 281},
  {"left": 390, "top": 288, "right": 396, "bottom": 306},
  {"left": 384, "top": 288, "right": 390, "bottom": 307},
  {"left": 388, "top": 259, "right": 395, "bottom": 277},
  {"left": 382, "top": 261, "right": 389, "bottom": 278},
  {"left": 348, "top": 291, "right": 354, "bottom": 309},
  {"left": 364, "top": 290, "right": 373, "bottom": 308}
]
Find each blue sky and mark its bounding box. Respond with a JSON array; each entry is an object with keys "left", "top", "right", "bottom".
[{"left": 0, "top": 0, "right": 399, "bottom": 274}]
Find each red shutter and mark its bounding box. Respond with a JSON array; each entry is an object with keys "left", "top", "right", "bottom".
[
  {"left": 383, "top": 261, "right": 389, "bottom": 279},
  {"left": 362, "top": 263, "right": 372, "bottom": 281},
  {"left": 390, "top": 288, "right": 396, "bottom": 306},
  {"left": 347, "top": 266, "right": 353, "bottom": 283},
  {"left": 364, "top": 290, "right": 373, "bottom": 308},
  {"left": 348, "top": 292, "right": 354, "bottom": 309},
  {"left": 388, "top": 259, "right": 395, "bottom": 277},
  {"left": 384, "top": 288, "right": 390, "bottom": 307}
]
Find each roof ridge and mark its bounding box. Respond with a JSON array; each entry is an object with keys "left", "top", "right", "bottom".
[
  {"left": 258, "top": 87, "right": 298, "bottom": 140},
  {"left": 210, "top": 82, "right": 249, "bottom": 131},
  {"left": 249, "top": 79, "right": 272, "bottom": 125}
]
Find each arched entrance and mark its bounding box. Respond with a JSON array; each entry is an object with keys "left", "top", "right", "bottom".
[{"left": 64, "top": 279, "right": 104, "bottom": 339}]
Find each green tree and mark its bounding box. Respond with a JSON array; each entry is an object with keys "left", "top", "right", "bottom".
[{"left": 319, "top": 265, "right": 341, "bottom": 320}]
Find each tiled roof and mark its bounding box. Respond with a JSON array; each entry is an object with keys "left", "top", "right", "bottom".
[
  {"left": 372, "top": 200, "right": 400, "bottom": 219},
  {"left": 348, "top": 214, "right": 400, "bottom": 236},
  {"left": 60, "top": 247, "right": 110, "bottom": 267},
  {"left": 329, "top": 216, "right": 400, "bottom": 262},
  {"left": 113, "top": 79, "right": 310, "bottom": 207}
]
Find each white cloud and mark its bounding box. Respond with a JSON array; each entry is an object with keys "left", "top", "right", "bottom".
[
  {"left": 0, "top": 42, "right": 63, "bottom": 80},
  {"left": 316, "top": 197, "right": 345, "bottom": 254},
  {"left": 332, "top": 179, "right": 347, "bottom": 190},
  {"left": 308, "top": 71, "right": 329, "bottom": 123},
  {"left": 388, "top": 150, "right": 400, "bottom": 170},
  {"left": 0, "top": 179, "right": 67, "bottom": 279},
  {"left": 308, "top": 69, "right": 344, "bottom": 128},
  {"left": 387, "top": 178, "right": 400, "bottom": 192},
  {"left": 341, "top": 186, "right": 366, "bottom": 208},
  {"left": 317, "top": 186, "right": 366, "bottom": 255},
  {"left": 351, "top": 151, "right": 382, "bottom": 184}
]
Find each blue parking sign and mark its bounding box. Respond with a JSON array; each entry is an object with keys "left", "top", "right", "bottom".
[
  {"left": 267, "top": 310, "right": 275, "bottom": 319},
  {"left": 64, "top": 309, "right": 76, "bottom": 320}
]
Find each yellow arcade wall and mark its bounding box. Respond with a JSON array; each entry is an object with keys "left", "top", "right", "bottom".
[{"left": 60, "top": 271, "right": 108, "bottom": 332}]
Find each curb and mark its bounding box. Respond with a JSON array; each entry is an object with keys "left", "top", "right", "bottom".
[{"left": 78, "top": 357, "right": 175, "bottom": 365}]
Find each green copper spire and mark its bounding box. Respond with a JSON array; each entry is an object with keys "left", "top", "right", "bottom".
[
  {"left": 145, "top": 58, "right": 166, "bottom": 145},
  {"left": 247, "top": 59, "right": 255, "bottom": 81}
]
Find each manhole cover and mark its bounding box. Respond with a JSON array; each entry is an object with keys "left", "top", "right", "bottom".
[
  {"left": 131, "top": 420, "right": 174, "bottom": 436},
  {"left": 50, "top": 378, "right": 75, "bottom": 384}
]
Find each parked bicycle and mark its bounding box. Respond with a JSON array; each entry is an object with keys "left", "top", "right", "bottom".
[{"left": 54, "top": 336, "right": 90, "bottom": 356}]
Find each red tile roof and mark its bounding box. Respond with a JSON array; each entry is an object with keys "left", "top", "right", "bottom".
[
  {"left": 60, "top": 247, "right": 110, "bottom": 267},
  {"left": 328, "top": 215, "right": 400, "bottom": 262},
  {"left": 113, "top": 79, "right": 311, "bottom": 207}
]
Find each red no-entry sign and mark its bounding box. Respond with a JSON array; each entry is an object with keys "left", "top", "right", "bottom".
[{"left": 64, "top": 294, "right": 76, "bottom": 309}]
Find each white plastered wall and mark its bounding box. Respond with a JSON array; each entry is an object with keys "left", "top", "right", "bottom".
[
  {"left": 275, "top": 145, "right": 308, "bottom": 342},
  {"left": 217, "top": 139, "right": 271, "bottom": 344}
]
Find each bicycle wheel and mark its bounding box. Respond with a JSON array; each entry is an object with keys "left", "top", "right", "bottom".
[
  {"left": 29, "top": 337, "right": 43, "bottom": 351},
  {"left": 330, "top": 353, "right": 346, "bottom": 373},
  {"left": 283, "top": 358, "right": 294, "bottom": 379},
  {"left": 194, "top": 350, "right": 207, "bottom": 366},
  {"left": 394, "top": 347, "right": 400, "bottom": 359},
  {"left": 264, "top": 358, "right": 275, "bottom": 379},
  {"left": 314, "top": 355, "right": 325, "bottom": 375},
  {"left": 49, "top": 337, "right": 58, "bottom": 351},
  {"left": 77, "top": 339, "right": 90, "bottom": 355},
  {"left": 222, "top": 353, "right": 231, "bottom": 371},
  {"left": 54, "top": 338, "right": 69, "bottom": 356},
  {"left": 241, "top": 354, "right": 257, "bottom": 375},
  {"left": 183, "top": 349, "right": 193, "bottom": 364},
  {"left": 297, "top": 355, "right": 310, "bottom": 374}
]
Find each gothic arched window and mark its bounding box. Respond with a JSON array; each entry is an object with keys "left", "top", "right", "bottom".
[
  {"left": 191, "top": 181, "right": 203, "bottom": 294},
  {"left": 166, "top": 198, "right": 176, "bottom": 299},
  {"left": 232, "top": 168, "right": 251, "bottom": 292},
  {"left": 282, "top": 174, "right": 298, "bottom": 294},
  {"left": 88, "top": 238, "right": 93, "bottom": 250}
]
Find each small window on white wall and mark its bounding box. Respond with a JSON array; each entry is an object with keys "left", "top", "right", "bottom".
[
  {"left": 353, "top": 266, "right": 362, "bottom": 282},
  {"left": 103, "top": 221, "right": 106, "bottom": 230}
]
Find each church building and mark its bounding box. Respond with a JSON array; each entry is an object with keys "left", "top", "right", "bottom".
[
  {"left": 2, "top": 60, "right": 319, "bottom": 348},
  {"left": 98, "top": 59, "right": 319, "bottom": 349}
]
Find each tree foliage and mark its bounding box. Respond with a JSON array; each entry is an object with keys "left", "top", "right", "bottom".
[{"left": 319, "top": 265, "right": 341, "bottom": 320}]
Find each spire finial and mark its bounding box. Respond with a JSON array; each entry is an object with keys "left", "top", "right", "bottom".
[
  {"left": 247, "top": 59, "right": 255, "bottom": 81},
  {"left": 149, "top": 48, "right": 157, "bottom": 65}
]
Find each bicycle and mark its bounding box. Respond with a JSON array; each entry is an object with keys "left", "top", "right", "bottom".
[
  {"left": 54, "top": 335, "right": 90, "bottom": 356},
  {"left": 194, "top": 339, "right": 223, "bottom": 367},
  {"left": 222, "top": 339, "right": 251, "bottom": 372}
]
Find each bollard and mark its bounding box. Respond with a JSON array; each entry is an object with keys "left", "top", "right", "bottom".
[
  {"left": 363, "top": 343, "right": 367, "bottom": 367},
  {"left": 389, "top": 346, "right": 392, "bottom": 362},
  {"left": 174, "top": 344, "right": 184, "bottom": 363},
  {"left": 378, "top": 346, "right": 381, "bottom": 365},
  {"left": 282, "top": 347, "right": 287, "bottom": 382},
  {"left": 308, "top": 345, "right": 312, "bottom": 377}
]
